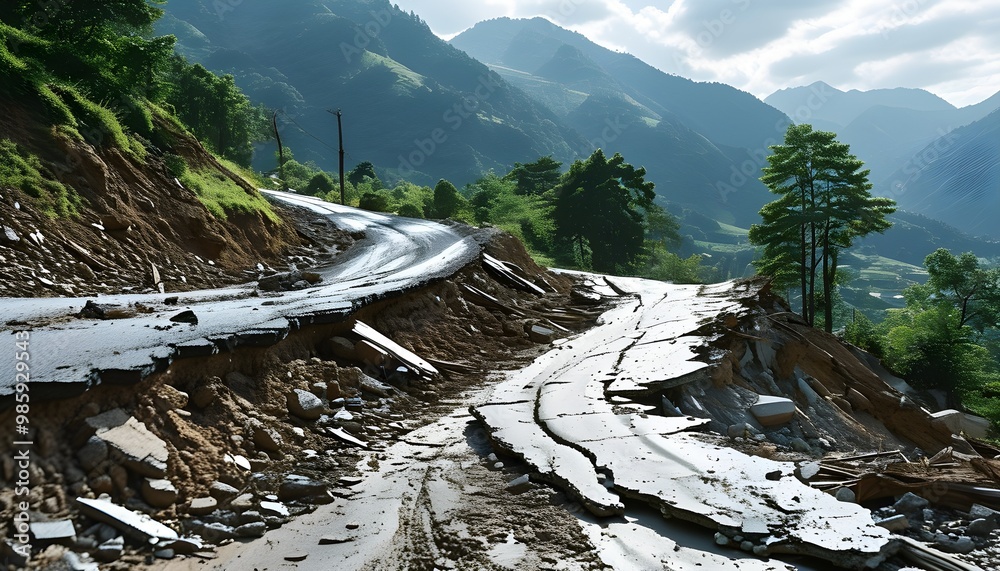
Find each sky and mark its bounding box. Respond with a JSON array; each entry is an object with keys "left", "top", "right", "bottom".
[{"left": 391, "top": 0, "right": 1000, "bottom": 107}]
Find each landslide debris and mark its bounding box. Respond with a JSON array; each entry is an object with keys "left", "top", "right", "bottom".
[{"left": 0, "top": 229, "right": 601, "bottom": 569}]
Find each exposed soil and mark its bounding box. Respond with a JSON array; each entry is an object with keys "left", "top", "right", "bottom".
[{"left": 0, "top": 96, "right": 329, "bottom": 300}]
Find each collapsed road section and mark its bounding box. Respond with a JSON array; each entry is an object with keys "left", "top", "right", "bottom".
[
  {"left": 473, "top": 275, "right": 996, "bottom": 570},
  {"left": 0, "top": 192, "right": 481, "bottom": 399}
]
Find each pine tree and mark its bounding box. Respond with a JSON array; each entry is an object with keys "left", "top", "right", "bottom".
[{"left": 749, "top": 124, "right": 895, "bottom": 332}]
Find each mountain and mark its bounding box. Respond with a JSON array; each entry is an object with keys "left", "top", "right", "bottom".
[
  {"left": 884, "top": 110, "right": 1000, "bottom": 238},
  {"left": 451, "top": 17, "right": 792, "bottom": 225},
  {"left": 157, "top": 1, "right": 587, "bottom": 187},
  {"left": 765, "top": 82, "right": 1000, "bottom": 186}
]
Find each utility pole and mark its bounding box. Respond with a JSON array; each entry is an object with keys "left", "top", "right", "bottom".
[
  {"left": 272, "top": 110, "right": 286, "bottom": 190},
  {"left": 328, "top": 109, "right": 346, "bottom": 205}
]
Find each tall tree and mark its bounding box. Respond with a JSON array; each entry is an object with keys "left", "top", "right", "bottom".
[
  {"left": 506, "top": 156, "right": 562, "bottom": 196},
  {"left": 749, "top": 124, "right": 895, "bottom": 331},
  {"left": 924, "top": 248, "right": 1000, "bottom": 331},
  {"left": 551, "top": 149, "right": 655, "bottom": 273},
  {"left": 432, "top": 178, "right": 463, "bottom": 219}
]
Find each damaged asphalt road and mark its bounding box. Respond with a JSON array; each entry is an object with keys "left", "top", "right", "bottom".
[{"left": 0, "top": 192, "right": 483, "bottom": 400}]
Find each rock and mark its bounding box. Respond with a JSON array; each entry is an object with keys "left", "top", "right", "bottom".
[
  {"left": 505, "top": 474, "right": 532, "bottom": 494},
  {"left": 160, "top": 537, "right": 203, "bottom": 555},
  {"left": 188, "top": 497, "right": 217, "bottom": 516},
  {"left": 153, "top": 385, "right": 189, "bottom": 412},
  {"left": 260, "top": 501, "right": 289, "bottom": 518},
  {"left": 877, "top": 514, "right": 910, "bottom": 532},
  {"left": 358, "top": 373, "right": 392, "bottom": 398},
  {"left": 239, "top": 511, "right": 263, "bottom": 525},
  {"left": 141, "top": 479, "right": 178, "bottom": 509},
  {"left": 285, "top": 552, "right": 309, "bottom": 562},
  {"left": 935, "top": 536, "right": 976, "bottom": 554},
  {"left": 253, "top": 427, "right": 283, "bottom": 453},
  {"left": 834, "top": 487, "right": 856, "bottom": 503},
  {"left": 230, "top": 494, "right": 254, "bottom": 511},
  {"left": 829, "top": 395, "right": 853, "bottom": 413},
  {"left": 235, "top": 522, "right": 267, "bottom": 538},
  {"left": 740, "top": 540, "right": 754, "bottom": 552},
  {"left": 345, "top": 522, "right": 360, "bottom": 530},
  {"left": 355, "top": 340, "right": 389, "bottom": 366},
  {"left": 528, "top": 324, "right": 555, "bottom": 344},
  {"left": 94, "top": 536, "right": 124, "bottom": 563},
  {"left": 798, "top": 462, "right": 821, "bottom": 481},
  {"left": 209, "top": 482, "right": 239, "bottom": 502},
  {"left": 968, "top": 518, "right": 996, "bottom": 537},
  {"left": 77, "top": 436, "right": 109, "bottom": 472},
  {"left": 279, "top": 475, "right": 329, "bottom": 502},
  {"left": 169, "top": 310, "right": 198, "bottom": 325},
  {"left": 893, "top": 492, "right": 930, "bottom": 516},
  {"left": 970, "top": 504, "right": 1000, "bottom": 523},
  {"left": 750, "top": 395, "right": 796, "bottom": 426},
  {"left": 714, "top": 533, "right": 730, "bottom": 547},
  {"left": 287, "top": 389, "right": 324, "bottom": 421},
  {"left": 726, "top": 424, "right": 748, "bottom": 438},
  {"left": 193, "top": 521, "right": 236, "bottom": 544},
  {"left": 789, "top": 438, "right": 811, "bottom": 453},
  {"left": 89, "top": 475, "right": 114, "bottom": 495},
  {"left": 100, "top": 215, "right": 130, "bottom": 232},
  {"left": 310, "top": 382, "right": 328, "bottom": 398},
  {"left": 153, "top": 548, "right": 176, "bottom": 560}
]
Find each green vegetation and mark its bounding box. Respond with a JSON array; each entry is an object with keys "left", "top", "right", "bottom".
[
  {"left": 750, "top": 124, "right": 896, "bottom": 332},
  {"left": 846, "top": 249, "right": 1000, "bottom": 431},
  {"left": 178, "top": 163, "right": 279, "bottom": 224},
  {"left": 0, "top": 139, "right": 79, "bottom": 217},
  {"left": 0, "top": 2, "right": 273, "bottom": 218}
]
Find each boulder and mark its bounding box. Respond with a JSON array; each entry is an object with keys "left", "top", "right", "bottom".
[
  {"left": 845, "top": 388, "right": 873, "bottom": 414},
  {"left": 95, "top": 536, "right": 124, "bottom": 563},
  {"left": 77, "top": 436, "right": 109, "bottom": 472},
  {"left": 968, "top": 518, "right": 997, "bottom": 537},
  {"left": 893, "top": 492, "right": 929, "bottom": 516},
  {"left": 209, "top": 482, "right": 239, "bottom": 502},
  {"left": 187, "top": 497, "right": 217, "bottom": 516},
  {"left": 235, "top": 522, "right": 267, "bottom": 538},
  {"left": 324, "top": 336, "right": 357, "bottom": 360},
  {"left": 505, "top": 474, "right": 532, "bottom": 494},
  {"left": 326, "top": 380, "right": 342, "bottom": 400},
  {"left": 287, "top": 389, "right": 324, "bottom": 421},
  {"left": 253, "top": 427, "right": 283, "bottom": 453},
  {"left": 750, "top": 395, "right": 796, "bottom": 426},
  {"left": 100, "top": 215, "right": 131, "bottom": 232},
  {"left": 278, "top": 475, "right": 328, "bottom": 502},
  {"left": 528, "top": 324, "right": 555, "bottom": 344}
]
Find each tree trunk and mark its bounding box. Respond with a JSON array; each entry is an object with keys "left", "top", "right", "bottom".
[{"left": 823, "top": 225, "right": 833, "bottom": 333}]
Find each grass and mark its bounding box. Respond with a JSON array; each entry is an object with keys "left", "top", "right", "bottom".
[
  {"left": 178, "top": 163, "right": 280, "bottom": 224},
  {"left": 0, "top": 139, "right": 80, "bottom": 218}
]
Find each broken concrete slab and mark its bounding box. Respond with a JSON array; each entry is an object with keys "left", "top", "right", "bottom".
[
  {"left": 85, "top": 410, "right": 168, "bottom": 478},
  {"left": 30, "top": 520, "right": 77, "bottom": 543},
  {"left": 74, "top": 497, "right": 178, "bottom": 543}
]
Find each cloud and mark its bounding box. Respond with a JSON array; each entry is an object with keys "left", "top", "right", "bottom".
[{"left": 392, "top": 0, "right": 1000, "bottom": 106}]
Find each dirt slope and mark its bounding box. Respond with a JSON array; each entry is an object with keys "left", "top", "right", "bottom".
[{"left": 0, "top": 96, "right": 306, "bottom": 299}]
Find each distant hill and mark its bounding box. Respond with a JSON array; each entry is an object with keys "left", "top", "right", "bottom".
[
  {"left": 885, "top": 110, "right": 1000, "bottom": 238},
  {"left": 765, "top": 82, "right": 1000, "bottom": 186},
  {"left": 451, "top": 17, "right": 792, "bottom": 225},
  {"left": 157, "top": 0, "right": 587, "bottom": 187}
]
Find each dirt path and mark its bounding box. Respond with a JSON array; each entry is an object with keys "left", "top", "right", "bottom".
[{"left": 149, "top": 389, "right": 607, "bottom": 571}]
